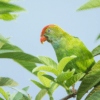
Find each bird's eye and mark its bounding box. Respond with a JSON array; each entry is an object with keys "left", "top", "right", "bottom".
[{"left": 47, "top": 29, "right": 51, "bottom": 33}]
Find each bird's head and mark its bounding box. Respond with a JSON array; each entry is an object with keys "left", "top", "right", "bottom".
[{"left": 40, "top": 24, "right": 65, "bottom": 44}]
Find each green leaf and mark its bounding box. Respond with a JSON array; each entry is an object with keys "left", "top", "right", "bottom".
[
  {"left": 0, "top": 42, "right": 38, "bottom": 74},
  {"left": 86, "top": 85, "right": 100, "bottom": 99},
  {"left": 48, "top": 83, "right": 59, "bottom": 95},
  {"left": 10, "top": 92, "right": 16, "bottom": 100},
  {"left": 32, "top": 66, "right": 58, "bottom": 75},
  {"left": 35, "top": 89, "right": 47, "bottom": 100},
  {"left": 0, "top": 43, "right": 41, "bottom": 75},
  {"left": 0, "top": 42, "right": 5, "bottom": 49},
  {"left": 30, "top": 80, "right": 47, "bottom": 89},
  {"left": 0, "top": 34, "right": 10, "bottom": 48},
  {"left": 90, "top": 60, "right": 100, "bottom": 70},
  {"left": 77, "top": 70, "right": 100, "bottom": 100},
  {"left": 57, "top": 56, "right": 77, "bottom": 74},
  {"left": 0, "top": 97, "right": 4, "bottom": 100},
  {"left": 0, "top": 35, "right": 42, "bottom": 75},
  {"left": 0, "top": 13, "right": 19, "bottom": 21},
  {"left": 0, "top": 50, "right": 42, "bottom": 64},
  {"left": 86, "top": 90, "right": 100, "bottom": 100},
  {"left": 96, "top": 34, "right": 100, "bottom": 41},
  {"left": 92, "top": 45, "right": 100, "bottom": 57},
  {"left": 0, "top": 34, "right": 10, "bottom": 44},
  {"left": 42, "top": 75, "right": 55, "bottom": 82},
  {"left": 0, "top": 35, "right": 10, "bottom": 48},
  {"left": 57, "top": 69, "right": 75, "bottom": 82},
  {"left": 1, "top": 43, "right": 23, "bottom": 51},
  {"left": 66, "top": 73, "right": 85, "bottom": 88},
  {"left": 0, "top": 87, "right": 8, "bottom": 100},
  {"left": 0, "top": 77, "right": 18, "bottom": 86},
  {"left": 6, "top": 91, "right": 10, "bottom": 99},
  {"left": 38, "top": 56, "right": 57, "bottom": 69},
  {"left": 43, "top": 74, "right": 63, "bottom": 86},
  {"left": 6, "top": 91, "right": 16, "bottom": 100},
  {"left": 10, "top": 87, "right": 29, "bottom": 99},
  {"left": 13, "top": 86, "right": 30, "bottom": 100},
  {"left": 38, "top": 72, "right": 51, "bottom": 87},
  {"left": 0, "top": 0, "right": 10, "bottom": 2},
  {"left": 0, "top": 1, "right": 25, "bottom": 14},
  {"left": 15, "top": 60, "right": 37, "bottom": 74},
  {"left": 77, "top": 0, "right": 100, "bottom": 11}
]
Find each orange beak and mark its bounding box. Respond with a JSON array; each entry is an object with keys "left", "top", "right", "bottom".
[{"left": 40, "top": 36, "right": 47, "bottom": 44}]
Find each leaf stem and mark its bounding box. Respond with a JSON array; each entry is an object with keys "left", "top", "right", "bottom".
[
  {"left": 49, "top": 96, "right": 54, "bottom": 100},
  {"left": 63, "top": 82, "right": 72, "bottom": 95}
]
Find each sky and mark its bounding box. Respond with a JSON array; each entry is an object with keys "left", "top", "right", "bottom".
[{"left": 0, "top": 0, "right": 100, "bottom": 100}]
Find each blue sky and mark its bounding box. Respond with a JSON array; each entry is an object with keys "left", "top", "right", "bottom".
[{"left": 0, "top": 0, "right": 100, "bottom": 100}]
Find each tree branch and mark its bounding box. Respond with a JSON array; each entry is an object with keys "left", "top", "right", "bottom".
[{"left": 61, "top": 91, "right": 77, "bottom": 100}]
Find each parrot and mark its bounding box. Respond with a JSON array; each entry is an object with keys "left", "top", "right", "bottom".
[{"left": 40, "top": 24, "right": 95, "bottom": 73}]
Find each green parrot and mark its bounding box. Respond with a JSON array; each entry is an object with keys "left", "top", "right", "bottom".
[{"left": 40, "top": 25, "right": 95, "bottom": 73}]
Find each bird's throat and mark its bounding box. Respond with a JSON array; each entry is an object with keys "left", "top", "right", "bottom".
[{"left": 51, "top": 37, "right": 68, "bottom": 62}]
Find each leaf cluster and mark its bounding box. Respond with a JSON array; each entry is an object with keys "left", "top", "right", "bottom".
[
  {"left": 0, "top": 0, "right": 25, "bottom": 21},
  {"left": 31, "top": 56, "right": 85, "bottom": 99},
  {"left": 0, "top": 77, "right": 31, "bottom": 100}
]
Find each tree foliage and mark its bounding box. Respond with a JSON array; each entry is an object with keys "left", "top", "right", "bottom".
[
  {"left": 0, "top": 0, "right": 100, "bottom": 100},
  {"left": 0, "top": 0, "right": 25, "bottom": 21}
]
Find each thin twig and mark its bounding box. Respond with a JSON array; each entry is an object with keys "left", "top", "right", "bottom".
[{"left": 61, "top": 91, "right": 77, "bottom": 100}]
